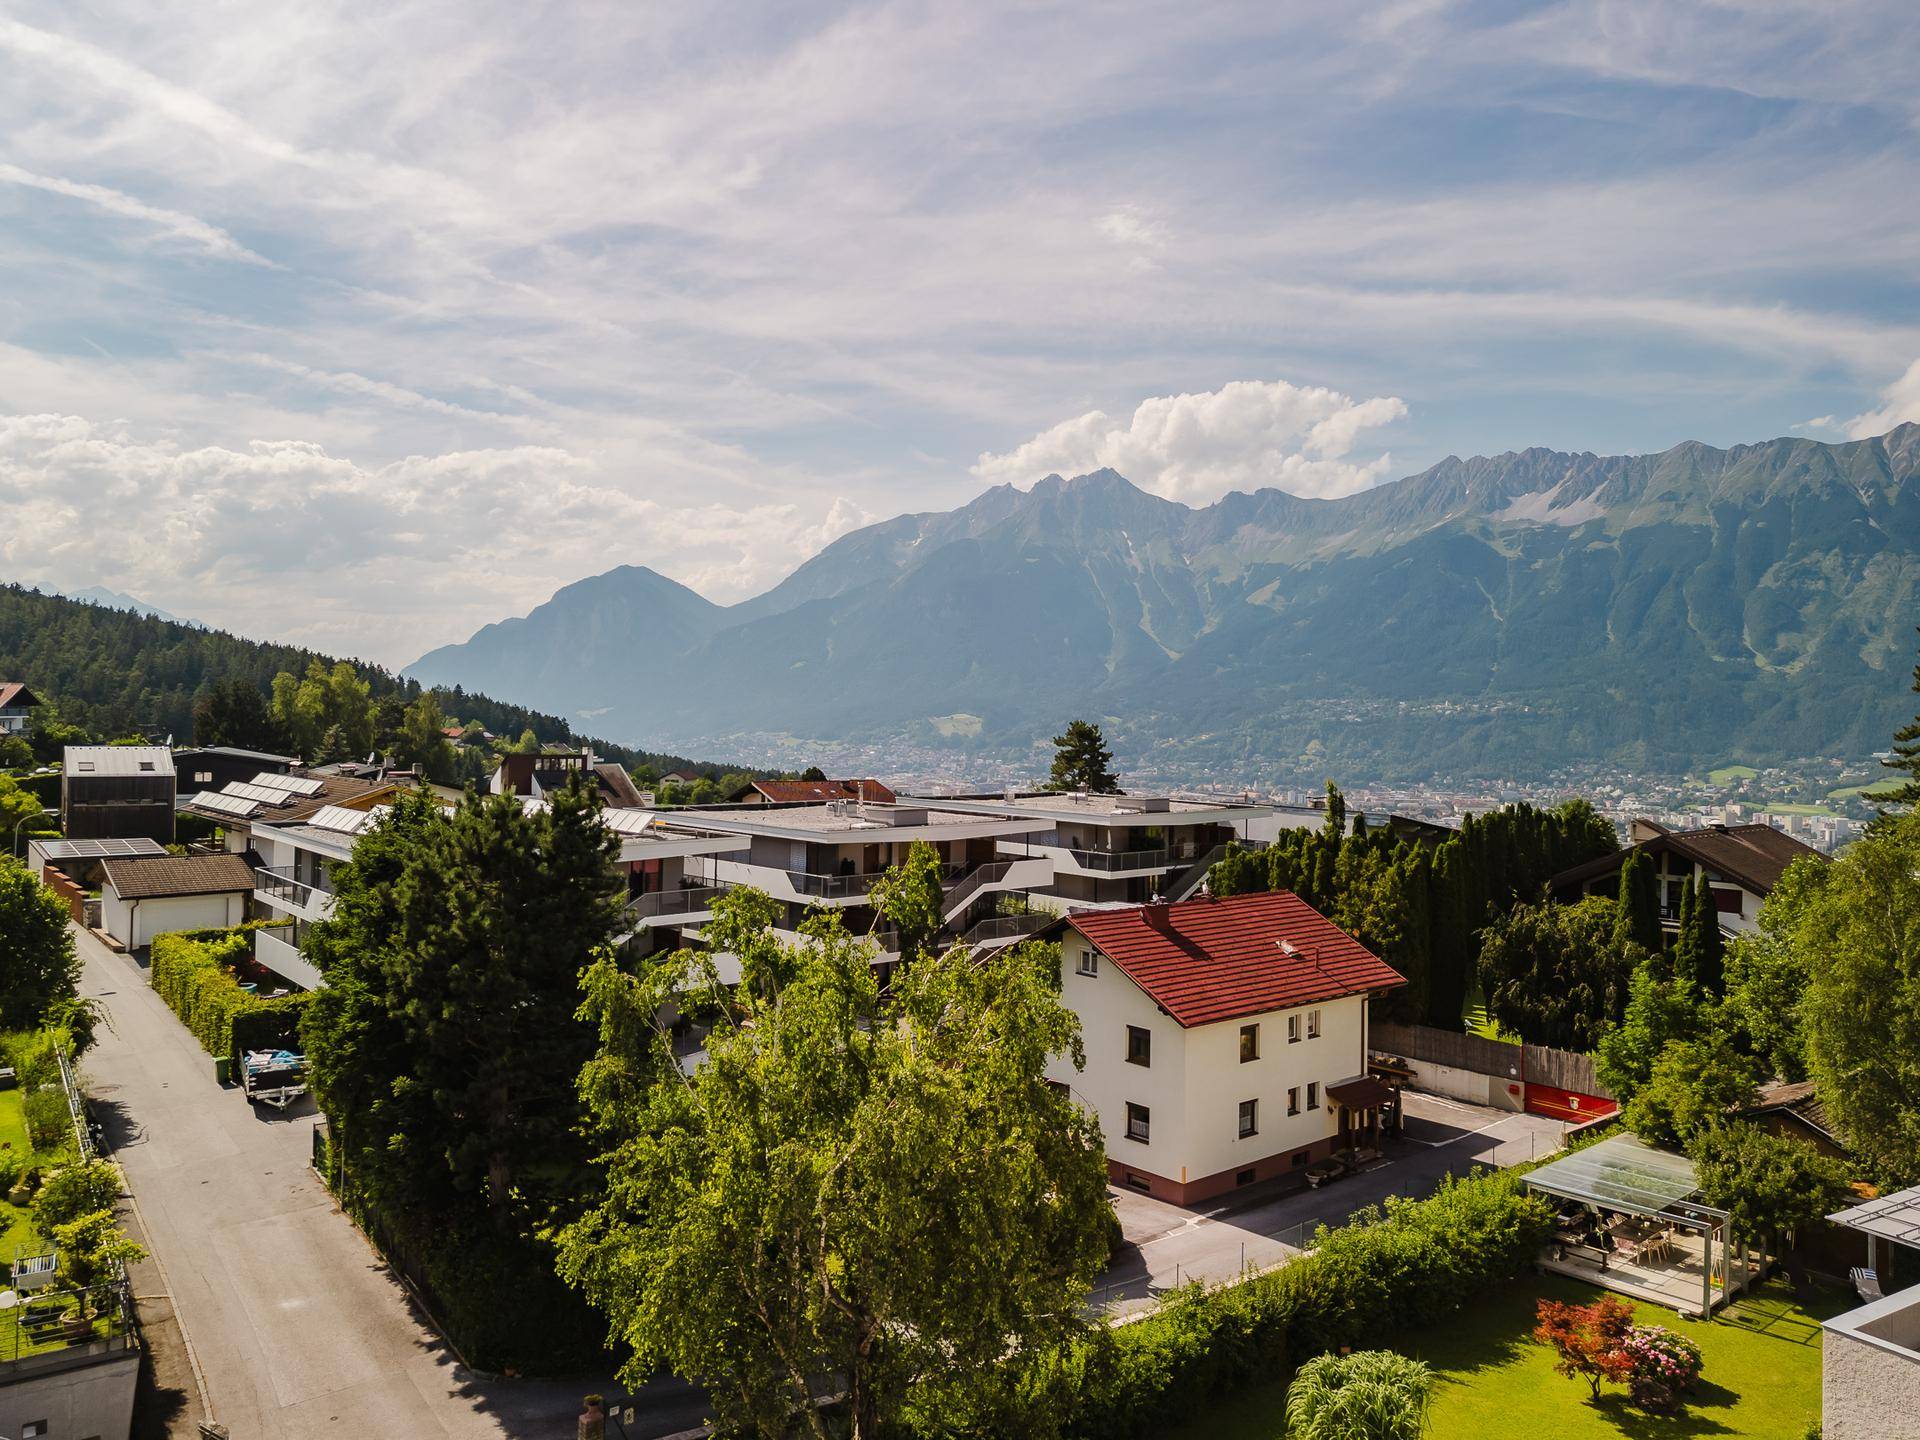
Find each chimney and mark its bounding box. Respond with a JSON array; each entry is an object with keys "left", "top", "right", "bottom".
[{"left": 1142, "top": 901, "right": 1173, "bottom": 931}]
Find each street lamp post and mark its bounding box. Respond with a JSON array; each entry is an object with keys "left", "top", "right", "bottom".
[{"left": 7, "top": 806, "right": 53, "bottom": 860}]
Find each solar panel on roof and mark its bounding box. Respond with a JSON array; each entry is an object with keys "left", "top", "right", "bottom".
[
  {"left": 306, "top": 804, "right": 386, "bottom": 835},
  {"left": 39, "top": 837, "right": 169, "bottom": 861},
  {"left": 603, "top": 808, "right": 660, "bottom": 838},
  {"left": 223, "top": 781, "right": 297, "bottom": 807},
  {"left": 194, "top": 790, "right": 262, "bottom": 818},
  {"left": 251, "top": 772, "right": 325, "bottom": 796}
]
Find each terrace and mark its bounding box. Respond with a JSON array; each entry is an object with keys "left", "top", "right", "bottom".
[{"left": 1524, "top": 1132, "right": 1754, "bottom": 1318}]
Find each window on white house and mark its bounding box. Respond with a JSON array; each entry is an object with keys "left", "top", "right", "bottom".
[
  {"left": 1306, "top": 1082, "right": 1320, "bottom": 1111},
  {"left": 1307, "top": 1009, "right": 1322, "bottom": 1039},
  {"left": 1077, "top": 948, "right": 1099, "bottom": 977},
  {"left": 1287, "top": 1086, "right": 1300, "bottom": 1116},
  {"left": 1239, "top": 1024, "right": 1259, "bottom": 1062},
  {"left": 1287, "top": 1014, "right": 1301, "bottom": 1043},
  {"left": 1126, "top": 1025, "right": 1151, "bottom": 1067},
  {"left": 1238, "top": 1099, "right": 1258, "bottom": 1138},
  {"left": 1126, "top": 1103, "right": 1150, "bottom": 1143}
]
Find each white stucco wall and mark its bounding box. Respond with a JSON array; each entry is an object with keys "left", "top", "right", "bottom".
[
  {"left": 1051, "top": 931, "right": 1364, "bottom": 1186},
  {"left": 1824, "top": 1289, "right": 1920, "bottom": 1440},
  {"left": 103, "top": 889, "right": 246, "bottom": 949}
]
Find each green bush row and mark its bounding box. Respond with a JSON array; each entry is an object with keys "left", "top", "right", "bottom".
[
  {"left": 149, "top": 928, "right": 312, "bottom": 1069},
  {"left": 990, "top": 1168, "right": 1555, "bottom": 1440}
]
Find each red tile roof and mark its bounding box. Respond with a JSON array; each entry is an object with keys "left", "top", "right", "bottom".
[{"left": 1065, "top": 891, "right": 1405, "bottom": 1028}]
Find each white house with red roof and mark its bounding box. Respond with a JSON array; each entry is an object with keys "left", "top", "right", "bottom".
[{"left": 1048, "top": 891, "right": 1405, "bottom": 1205}]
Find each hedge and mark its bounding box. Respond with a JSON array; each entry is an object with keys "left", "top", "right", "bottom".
[
  {"left": 935, "top": 1167, "right": 1556, "bottom": 1440},
  {"left": 149, "top": 927, "right": 312, "bottom": 1070}
]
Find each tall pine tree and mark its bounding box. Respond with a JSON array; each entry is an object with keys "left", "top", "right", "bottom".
[
  {"left": 1044, "top": 719, "right": 1119, "bottom": 793},
  {"left": 1882, "top": 627, "right": 1920, "bottom": 810}
]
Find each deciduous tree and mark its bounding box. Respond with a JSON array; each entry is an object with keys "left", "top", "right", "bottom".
[
  {"left": 0, "top": 859, "right": 79, "bottom": 1030},
  {"left": 1690, "top": 1122, "right": 1852, "bottom": 1256},
  {"left": 558, "top": 906, "right": 1111, "bottom": 1439},
  {"left": 1476, "top": 897, "right": 1640, "bottom": 1050},
  {"left": 1534, "top": 1296, "right": 1635, "bottom": 1401},
  {"left": 1621, "top": 1032, "right": 1760, "bottom": 1149},
  {"left": 869, "top": 838, "right": 946, "bottom": 962},
  {"left": 1797, "top": 809, "right": 1920, "bottom": 1183}
]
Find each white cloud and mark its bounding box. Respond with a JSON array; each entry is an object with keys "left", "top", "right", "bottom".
[
  {"left": 973, "top": 380, "right": 1409, "bottom": 504},
  {"left": 0, "top": 162, "right": 277, "bottom": 266},
  {"left": 0, "top": 414, "right": 864, "bottom": 665},
  {"left": 1846, "top": 359, "right": 1920, "bottom": 439}
]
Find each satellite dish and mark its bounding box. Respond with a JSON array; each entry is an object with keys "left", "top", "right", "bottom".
[{"left": 0, "top": 1289, "right": 18, "bottom": 1309}]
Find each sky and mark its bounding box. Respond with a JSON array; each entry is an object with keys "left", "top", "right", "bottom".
[{"left": 2, "top": 0, "right": 1918, "bottom": 668}]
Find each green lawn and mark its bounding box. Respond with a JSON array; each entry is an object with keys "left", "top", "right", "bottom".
[
  {"left": 1169, "top": 1275, "right": 1838, "bottom": 1440},
  {"left": 1461, "top": 987, "right": 1519, "bottom": 1043},
  {"left": 1707, "top": 764, "right": 1760, "bottom": 785},
  {"left": 1757, "top": 804, "right": 1837, "bottom": 818},
  {"left": 1829, "top": 780, "right": 1901, "bottom": 802}
]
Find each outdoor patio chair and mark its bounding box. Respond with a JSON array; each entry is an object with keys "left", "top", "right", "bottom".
[{"left": 1851, "top": 1267, "right": 1884, "bottom": 1302}]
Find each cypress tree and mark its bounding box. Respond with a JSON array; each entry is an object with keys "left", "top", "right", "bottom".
[
  {"left": 1323, "top": 781, "right": 1347, "bottom": 837},
  {"left": 1672, "top": 873, "right": 1699, "bottom": 986},
  {"left": 1691, "top": 878, "right": 1726, "bottom": 995}
]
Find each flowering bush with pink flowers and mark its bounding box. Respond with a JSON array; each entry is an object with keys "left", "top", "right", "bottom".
[{"left": 1621, "top": 1325, "right": 1704, "bottom": 1414}]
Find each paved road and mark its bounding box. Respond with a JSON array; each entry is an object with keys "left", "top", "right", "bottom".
[
  {"left": 1094, "top": 1091, "right": 1567, "bottom": 1317},
  {"left": 75, "top": 925, "right": 708, "bottom": 1439}
]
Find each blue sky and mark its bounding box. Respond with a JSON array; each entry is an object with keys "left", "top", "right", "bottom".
[{"left": 1, "top": 0, "right": 1917, "bottom": 665}]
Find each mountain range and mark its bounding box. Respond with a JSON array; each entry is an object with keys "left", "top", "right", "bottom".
[{"left": 403, "top": 424, "right": 1920, "bottom": 781}]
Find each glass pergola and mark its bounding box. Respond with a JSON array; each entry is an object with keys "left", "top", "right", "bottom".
[{"left": 1524, "top": 1133, "right": 1738, "bottom": 1316}]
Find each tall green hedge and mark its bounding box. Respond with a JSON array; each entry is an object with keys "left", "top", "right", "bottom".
[
  {"left": 149, "top": 927, "right": 312, "bottom": 1069},
  {"left": 935, "top": 1168, "right": 1556, "bottom": 1440}
]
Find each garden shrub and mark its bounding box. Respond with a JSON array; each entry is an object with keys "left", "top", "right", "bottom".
[
  {"left": 1622, "top": 1325, "right": 1702, "bottom": 1414},
  {"left": 149, "top": 928, "right": 312, "bottom": 1069},
  {"left": 997, "top": 1168, "right": 1555, "bottom": 1440},
  {"left": 23, "top": 1086, "right": 70, "bottom": 1152},
  {"left": 32, "top": 1159, "right": 124, "bottom": 1235}
]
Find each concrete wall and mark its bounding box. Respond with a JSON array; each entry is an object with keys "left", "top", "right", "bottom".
[
  {"left": 1392, "top": 1056, "right": 1526, "bottom": 1111},
  {"left": 0, "top": 1346, "right": 139, "bottom": 1440},
  {"left": 1824, "top": 1288, "right": 1920, "bottom": 1440}
]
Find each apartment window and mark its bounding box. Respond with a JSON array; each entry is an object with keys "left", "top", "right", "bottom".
[
  {"left": 1287, "top": 1014, "right": 1301, "bottom": 1044},
  {"left": 1239, "top": 1024, "right": 1259, "bottom": 1063},
  {"left": 1125, "top": 1102, "right": 1151, "bottom": 1144},
  {"left": 1291, "top": 1149, "right": 1309, "bottom": 1168},
  {"left": 1236, "top": 1167, "right": 1257, "bottom": 1187},
  {"left": 1307, "top": 1009, "right": 1322, "bottom": 1039},
  {"left": 1306, "top": 1082, "right": 1320, "bottom": 1111},
  {"left": 1126, "top": 1025, "right": 1152, "bottom": 1067},
  {"left": 1287, "top": 1086, "right": 1300, "bottom": 1116},
  {"left": 1238, "top": 1099, "right": 1259, "bottom": 1139},
  {"left": 194, "top": 770, "right": 213, "bottom": 784},
  {"left": 1124, "top": 1173, "right": 1152, "bottom": 1193},
  {"left": 1077, "top": 948, "right": 1099, "bottom": 977}
]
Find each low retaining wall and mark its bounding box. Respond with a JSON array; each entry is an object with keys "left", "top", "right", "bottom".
[{"left": 1373, "top": 1018, "right": 1613, "bottom": 1117}]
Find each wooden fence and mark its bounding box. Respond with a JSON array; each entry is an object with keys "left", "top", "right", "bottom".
[{"left": 1372, "top": 1019, "right": 1610, "bottom": 1101}]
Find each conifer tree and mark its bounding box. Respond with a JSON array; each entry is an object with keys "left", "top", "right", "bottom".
[
  {"left": 1323, "top": 780, "right": 1347, "bottom": 836},
  {"left": 1671, "top": 873, "right": 1699, "bottom": 986},
  {"left": 1881, "top": 627, "right": 1920, "bottom": 809},
  {"left": 1044, "top": 719, "right": 1119, "bottom": 793},
  {"left": 1690, "top": 877, "right": 1726, "bottom": 995}
]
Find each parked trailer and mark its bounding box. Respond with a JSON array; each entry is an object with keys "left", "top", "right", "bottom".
[{"left": 241, "top": 1049, "right": 308, "bottom": 1109}]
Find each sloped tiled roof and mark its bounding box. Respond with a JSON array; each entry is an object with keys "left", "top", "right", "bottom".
[
  {"left": 1742, "top": 1079, "right": 1841, "bottom": 1148},
  {"left": 1064, "top": 891, "right": 1405, "bottom": 1028},
  {"left": 0, "top": 682, "right": 42, "bottom": 710},
  {"left": 100, "top": 852, "right": 257, "bottom": 899},
  {"left": 1552, "top": 821, "right": 1825, "bottom": 896},
  {"left": 750, "top": 779, "right": 897, "bottom": 805}
]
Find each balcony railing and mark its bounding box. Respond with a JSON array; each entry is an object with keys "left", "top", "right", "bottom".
[
  {"left": 1062, "top": 846, "right": 1178, "bottom": 872},
  {"left": 626, "top": 883, "right": 732, "bottom": 922},
  {"left": 786, "top": 862, "right": 962, "bottom": 900},
  {"left": 959, "top": 913, "right": 1049, "bottom": 948},
  {"left": 255, "top": 865, "right": 329, "bottom": 909}
]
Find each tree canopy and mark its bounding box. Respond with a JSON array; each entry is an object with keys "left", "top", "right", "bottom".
[
  {"left": 1045, "top": 719, "right": 1119, "bottom": 793},
  {"left": 1795, "top": 808, "right": 1920, "bottom": 1184},
  {"left": 1476, "top": 896, "right": 1641, "bottom": 1051},
  {"left": 557, "top": 899, "right": 1112, "bottom": 1438},
  {"left": 1882, "top": 626, "right": 1920, "bottom": 810},
  {"left": 0, "top": 859, "right": 80, "bottom": 1031},
  {"left": 1690, "top": 1122, "right": 1853, "bottom": 1251}
]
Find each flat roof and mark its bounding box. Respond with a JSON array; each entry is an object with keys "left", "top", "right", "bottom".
[
  {"left": 688, "top": 803, "right": 1051, "bottom": 841},
  {"left": 1524, "top": 1133, "right": 1703, "bottom": 1216},
  {"left": 64, "top": 745, "right": 175, "bottom": 777},
  {"left": 911, "top": 792, "right": 1270, "bottom": 824},
  {"left": 32, "top": 837, "right": 169, "bottom": 862},
  {"left": 1829, "top": 1184, "right": 1920, "bottom": 1249}
]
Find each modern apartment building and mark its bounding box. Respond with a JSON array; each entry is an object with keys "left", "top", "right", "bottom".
[
  {"left": 906, "top": 790, "right": 1272, "bottom": 907},
  {"left": 1046, "top": 891, "right": 1405, "bottom": 1205},
  {"left": 661, "top": 799, "right": 1058, "bottom": 965}
]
